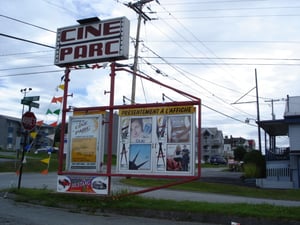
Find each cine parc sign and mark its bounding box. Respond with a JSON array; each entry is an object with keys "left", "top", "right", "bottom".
[{"left": 54, "top": 17, "right": 130, "bottom": 67}]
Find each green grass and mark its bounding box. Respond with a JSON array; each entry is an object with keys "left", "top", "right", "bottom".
[
  {"left": 7, "top": 188, "right": 300, "bottom": 221},
  {"left": 2, "top": 150, "right": 300, "bottom": 222},
  {"left": 121, "top": 178, "right": 300, "bottom": 201},
  {"left": 0, "top": 151, "right": 60, "bottom": 173}
]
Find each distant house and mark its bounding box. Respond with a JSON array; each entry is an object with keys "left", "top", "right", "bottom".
[
  {"left": 0, "top": 115, "right": 22, "bottom": 150},
  {"left": 201, "top": 128, "right": 224, "bottom": 162},
  {"left": 0, "top": 114, "right": 56, "bottom": 151},
  {"left": 257, "top": 95, "right": 300, "bottom": 189}
]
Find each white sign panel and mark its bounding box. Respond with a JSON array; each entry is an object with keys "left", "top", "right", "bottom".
[
  {"left": 54, "top": 17, "right": 130, "bottom": 67},
  {"left": 67, "top": 115, "right": 103, "bottom": 172},
  {"left": 117, "top": 105, "right": 196, "bottom": 176}
]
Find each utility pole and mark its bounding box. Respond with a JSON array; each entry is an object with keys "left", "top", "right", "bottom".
[
  {"left": 126, "top": 0, "right": 153, "bottom": 104},
  {"left": 265, "top": 99, "right": 280, "bottom": 120},
  {"left": 255, "top": 69, "right": 262, "bottom": 153}
]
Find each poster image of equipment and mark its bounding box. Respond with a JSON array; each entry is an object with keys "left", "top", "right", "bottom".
[
  {"left": 130, "top": 117, "right": 152, "bottom": 143},
  {"left": 167, "top": 115, "right": 191, "bottom": 143},
  {"left": 120, "top": 117, "right": 129, "bottom": 141},
  {"left": 129, "top": 144, "right": 151, "bottom": 170},
  {"left": 57, "top": 175, "right": 108, "bottom": 195},
  {"left": 156, "top": 115, "right": 167, "bottom": 141},
  {"left": 119, "top": 143, "right": 129, "bottom": 168},
  {"left": 71, "top": 137, "right": 97, "bottom": 169},
  {"left": 156, "top": 142, "right": 166, "bottom": 171},
  {"left": 166, "top": 144, "right": 191, "bottom": 172}
]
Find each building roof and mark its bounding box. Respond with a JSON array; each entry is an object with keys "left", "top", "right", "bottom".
[{"left": 258, "top": 119, "right": 288, "bottom": 136}]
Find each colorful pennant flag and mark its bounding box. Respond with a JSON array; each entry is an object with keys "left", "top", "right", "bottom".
[
  {"left": 49, "top": 121, "right": 58, "bottom": 127},
  {"left": 41, "top": 169, "right": 49, "bottom": 175},
  {"left": 46, "top": 109, "right": 52, "bottom": 114},
  {"left": 53, "top": 109, "right": 61, "bottom": 115},
  {"left": 36, "top": 120, "right": 44, "bottom": 126},
  {"left": 30, "top": 131, "right": 37, "bottom": 139},
  {"left": 58, "top": 84, "right": 64, "bottom": 90},
  {"left": 51, "top": 96, "right": 63, "bottom": 103},
  {"left": 41, "top": 155, "right": 51, "bottom": 175},
  {"left": 41, "top": 157, "right": 50, "bottom": 164}
]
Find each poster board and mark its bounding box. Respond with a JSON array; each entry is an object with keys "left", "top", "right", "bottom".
[
  {"left": 117, "top": 105, "right": 196, "bottom": 176},
  {"left": 66, "top": 115, "right": 103, "bottom": 172}
]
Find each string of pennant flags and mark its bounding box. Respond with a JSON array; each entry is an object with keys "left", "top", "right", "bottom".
[
  {"left": 17, "top": 81, "right": 65, "bottom": 175},
  {"left": 18, "top": 62, "right": 109, "bottom": 175}
]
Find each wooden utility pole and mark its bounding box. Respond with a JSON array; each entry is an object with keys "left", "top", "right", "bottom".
[
  {"left": 255, "top": 69, "right": 262, "bottom": 153},
  {"left": 126, "top": 0, "right": 153, "bottom": 104}
]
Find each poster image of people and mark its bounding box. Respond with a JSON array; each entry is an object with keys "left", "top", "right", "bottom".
[
  {"left": 130, "top": 117, "right": 152, "bottom": 143},
  {"left": 166, "top": 144, "right": 190, "bottom": 171},
  {"left": 167, "top": 116, "right": 191, "bottom": 143},
  {"left": 129, "top": 144, "right": 151, "bottom": 170}
]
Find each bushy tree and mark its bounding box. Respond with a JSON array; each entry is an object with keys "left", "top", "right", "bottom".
[
  {"left": 243, "top": 150, "right": 266, "bottom": 178},
  {"left": 234, "top": 146, "right": 247, "bottom": 161}
]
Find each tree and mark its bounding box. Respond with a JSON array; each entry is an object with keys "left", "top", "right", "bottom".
[
  {"left": 54, "top": 122, "right": 68, "bottom": 145},
  {"left": 243, "top": 150, "right": 266, "bottom": 178},
  {"left": 234, "top": 146, "right": 247, "bottom": 161}
]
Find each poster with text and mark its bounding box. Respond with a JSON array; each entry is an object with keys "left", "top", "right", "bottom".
[
  {"left": 117, "top": 105, "right": 196, "bottom": 176},
  {"left": 67, "top": 115, "right": 103, "bottom": 172}
]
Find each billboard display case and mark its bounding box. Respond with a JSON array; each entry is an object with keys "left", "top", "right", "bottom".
[
  {"left": 66, "top": 114, "right": 104, "bottom": 172},
  {"left": 117, "top": 105, "right": 196, "bottom": 176}
]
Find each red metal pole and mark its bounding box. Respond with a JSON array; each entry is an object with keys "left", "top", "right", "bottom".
[
  {"left": 58, "top": 67, "right": 70, "bottom": 174},
  {"left": 106, "top": 62, "right": 116, "bottom": 194}
]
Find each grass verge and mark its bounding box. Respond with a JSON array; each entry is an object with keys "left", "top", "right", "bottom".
[
  {"left": 121, "top": 178, "right": 300, "bottom": 201},
  {"left": 5, "top": 187, "right": 300, "bottom": 222}
]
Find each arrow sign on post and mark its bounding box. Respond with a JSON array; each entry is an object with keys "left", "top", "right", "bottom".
[
  {"left": 23, "top": 96, "right": 40, "bottom": 101},
  {"left": 21, "top": 96, "right": 40, "bottom": 109}
]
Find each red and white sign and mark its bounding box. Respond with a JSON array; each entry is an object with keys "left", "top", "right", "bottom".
[
  {"left": 54, "top": 17, "right": 130, "bottom": 67},
  {"left": 22, "top": 111, "right": 37, "bottom": 131}
]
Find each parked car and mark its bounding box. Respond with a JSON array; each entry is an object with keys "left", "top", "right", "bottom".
[
  {"left": 210, "top": 155, "right": 227, "bottom": 165},
  {"left": 34, "top": 146, "right": 58, "bottom": 154}
]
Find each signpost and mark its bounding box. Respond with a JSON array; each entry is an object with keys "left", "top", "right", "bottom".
[
  {"left": 18, "top": 95, "right": 40, "bottom": 189},
  {"left": 21, "top": 96, "right": 40, "bottom": 109}
]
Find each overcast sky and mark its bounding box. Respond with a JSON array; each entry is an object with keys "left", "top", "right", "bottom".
[{"left": 1, "top": 0, "right": 299, "bottom": 150}]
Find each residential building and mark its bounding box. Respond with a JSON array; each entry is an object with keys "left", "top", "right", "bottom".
[
  {"left": 0, "top": 115, "right": 22, "bottom": 150},
  {"left": 257, "top": 95, "right": 300, "bottom": 189},
  {"left": 201, "top": 127, "right": 224, "bottom": 162},
  {"left": 0, "top": 114, "right": 56, "bottom": 151}
]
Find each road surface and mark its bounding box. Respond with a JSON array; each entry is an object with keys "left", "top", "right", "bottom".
[{"left": 0, "top": 198, "right": 221, "bottom": 225}]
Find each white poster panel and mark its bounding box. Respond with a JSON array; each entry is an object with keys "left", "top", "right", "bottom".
[
  {"left": 57, "top": 175, "right": 108, "bottom": 195},
  {"left": 117, "top": 105, "right": 196, "bottom": 176},
  {"left": 67, "top": 115, "right": 103, "bottom": 172}
]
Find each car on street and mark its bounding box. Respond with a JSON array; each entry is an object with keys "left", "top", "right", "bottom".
[
  {"left": 34, "top": 146, "right": 58, "bottom": 154},
  {"left": 210, "top": 155, "right": 227, "bottom": 165}
]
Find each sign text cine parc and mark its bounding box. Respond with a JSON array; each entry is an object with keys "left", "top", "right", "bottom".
[{"left": 55, "top": 17, "right": 130, "bottom": 67}]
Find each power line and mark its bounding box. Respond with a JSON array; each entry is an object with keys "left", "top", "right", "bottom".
[
  {"left": 0, "top": 14, "right": 56, "bottom": 33},
  {"left": 159, "top": 14, "right": 300, "bottom": 20},
  {"left": 0, "top": 33, "right": 55, "bottom": 49},
  {"left": 0, "top": 69, "right": 63, "bottom": 78},
  {"left": 142, "top": 56, "right": 300, "bottom": 61}
]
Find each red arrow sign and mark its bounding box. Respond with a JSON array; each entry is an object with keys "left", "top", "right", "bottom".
[{"left": 22, "top": 111, "right": 37, "bottom": 131}]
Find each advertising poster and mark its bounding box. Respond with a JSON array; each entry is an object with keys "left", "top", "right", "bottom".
[
  {"left": 117, "top": 105, "right": 195, "bottom": 176},
  {"left": 67, "top": 115, "right": 103, "bottom": 171},
  {"left": 57, "top": 175, "right": 108, "bottom": 195}
]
